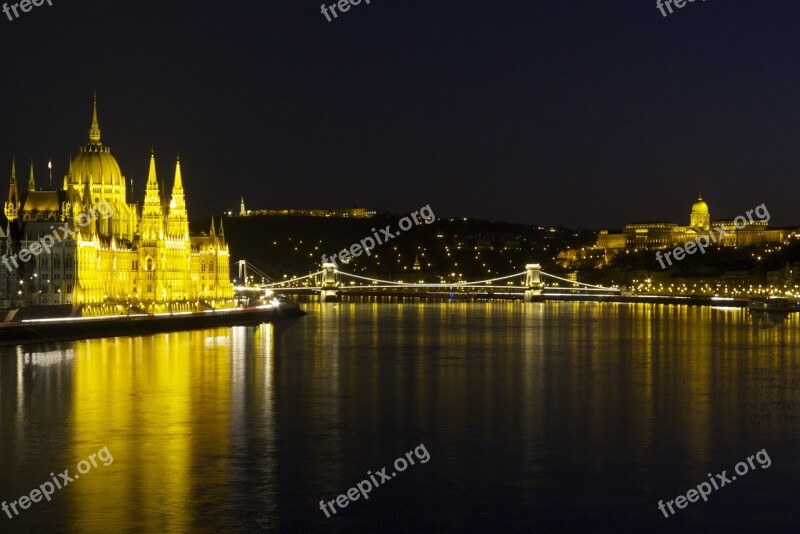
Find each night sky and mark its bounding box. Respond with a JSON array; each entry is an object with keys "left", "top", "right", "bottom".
[{"left": 1, "top": 0, "right": 798, "bottom": 228}]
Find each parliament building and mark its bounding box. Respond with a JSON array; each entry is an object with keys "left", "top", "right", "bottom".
[{"left": 0, "top": 97, "right": 234, "bottom": 313}]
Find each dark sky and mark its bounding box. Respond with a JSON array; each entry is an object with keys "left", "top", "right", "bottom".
[{"left": 1, "top": 0, "right": 798, "bottom": 228}]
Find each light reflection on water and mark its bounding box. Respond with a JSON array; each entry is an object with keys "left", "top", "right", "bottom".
[{"left": 1, "top": 303, "right": 799, "bottom": 532}]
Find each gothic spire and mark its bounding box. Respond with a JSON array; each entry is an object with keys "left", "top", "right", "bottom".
[
  {"left": 89, "top": 92, "right": 101, "bottom": 144},
  {"left": 28, "top": 160, "right": 35, "bottom": 191}
]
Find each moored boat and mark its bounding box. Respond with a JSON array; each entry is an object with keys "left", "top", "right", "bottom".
[{"left": 747, "top": 297, "right": 800, "bottom": 313}]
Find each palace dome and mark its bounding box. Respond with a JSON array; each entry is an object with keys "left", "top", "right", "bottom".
[{"left": 691, "top": 196, "right": 709, "bottom": 214}]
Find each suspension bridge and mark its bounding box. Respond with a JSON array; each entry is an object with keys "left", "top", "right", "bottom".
[{"left": 234, "top": 261, "right": 620, "bottom": 302}]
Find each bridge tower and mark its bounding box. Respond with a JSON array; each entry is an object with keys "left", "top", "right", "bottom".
[
  {"left": 237, "top": 260, "right": 249, "bottom": 285},
  {"left": 320, "top": 262, "right": 340, "bottom": 303},
  {"left": 523, "top": 263, "right": 543, "bottom": 302}
]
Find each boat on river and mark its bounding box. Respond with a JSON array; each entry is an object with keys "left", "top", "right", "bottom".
[{"left": 747, "top": 297, "right": 800, "bottom": 314}]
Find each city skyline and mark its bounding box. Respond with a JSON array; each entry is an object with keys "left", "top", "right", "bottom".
[{"left": 0, "top": 1, "right": 798, "bottom": 228}]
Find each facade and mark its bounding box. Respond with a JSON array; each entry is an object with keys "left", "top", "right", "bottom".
[
  {"left": 239, "top": 202, "right": 375, "bottom": 218},
  {"left": 590, "top": 195, "right": 787, "bottom": 260},
  {"left": 0, "top": 98, "right": 234, "bottom": 313}
]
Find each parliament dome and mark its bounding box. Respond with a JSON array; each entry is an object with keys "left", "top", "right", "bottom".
[
  {"left": 71, "top": 145, "right": 125, "bottom": 188},
  {"left": 68, "top": 95, "right": 126, "bottom": 190}
]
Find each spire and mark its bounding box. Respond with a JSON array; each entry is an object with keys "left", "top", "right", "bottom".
[
  {"left": 5, "top": 157, "right": 20, "bottom": 221},
  {"left": 210, "top": 216, "right": 216, "bottom": 238},
  {"left": 218, "top": 217, "right": 226, "bottom": 245},
  {"left": 173, "top": 156, "right": 183, "bottom": 192},
  {"left": 166, "top": 155, "right": 188, "bottom": 240},
  {"left": 89, "top": 92, "right": 101, "bottom": 144},
  {"left": 28, "top": 160, "right": 35, "bottom": 191},
  {"left": 141, "top": 149, "right": 165, "bottom": 242},
  {"left": 146, "top": 148, "right": 158, "bottom": 187},
  {"left": 168, "top": 156, "right": 186, "bottom": 210}
]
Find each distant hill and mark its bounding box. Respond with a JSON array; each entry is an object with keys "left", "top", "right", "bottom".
[{"left": 191, "top": 214, "right": 595, "bottom": 281}]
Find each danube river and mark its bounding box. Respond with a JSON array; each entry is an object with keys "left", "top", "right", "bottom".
[{"left": 1, "top": 302, "right": 799, "bottom": 532}]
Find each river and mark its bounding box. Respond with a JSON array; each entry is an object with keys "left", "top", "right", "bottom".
[{"left": 1, "top": 302, "right": 799, "bottom": 532}]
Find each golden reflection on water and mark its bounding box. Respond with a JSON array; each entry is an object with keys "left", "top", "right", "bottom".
[
  {"left": 299, "top": 302, "right": 800, "bottom": 486},
  {"left": 60, "top": 325, "right": 276, "bottom": 532},
  {"left": 3, "top": 302, "right": 800, "bottom": 531}
]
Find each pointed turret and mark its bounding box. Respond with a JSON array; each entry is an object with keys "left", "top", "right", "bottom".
[
  {"left": 173, "top": 155, "right": 183, "bottom": 193},
  {"left": 218, "top": 217, "right": 226, "bottom": 246},
  {"left": 146, "top": 149, "right": 158, "bottom": 188},
  {"left": 166, "top": 156, "right": 189, "bottom": 240},
  {"left": 141, "top": 149, "right": 164, "bottom": 243},
  {"left": 89, "top": 92, "right": 101, "bottom": 144},
  {"left": 28, "top": 160, "right": 35, "bottom": 191},
  {"left": 4, "top": 157, "right": 20, "bottom": 221},
  {"left": 210, "top": 216, "right": 216, "bottom": 238}
]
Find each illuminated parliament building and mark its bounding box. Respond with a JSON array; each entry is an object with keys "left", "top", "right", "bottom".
[{"left": 0, "top": 97, "right": 234, "bottom": 312}]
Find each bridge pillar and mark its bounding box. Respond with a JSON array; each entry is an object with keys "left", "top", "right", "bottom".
[
  {"left": 523, "top": 263, "right": 543, "bottom": 302},
  {"left": 320, "top": 262, "right": 340, "bottom": 303},
  {"left": 237, "top": 260, "right": 248, "bottom": 284}
]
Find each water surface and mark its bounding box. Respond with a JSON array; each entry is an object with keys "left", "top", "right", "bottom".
[{"left": 1, "top": 302, "right": 799, "bottom": 532}]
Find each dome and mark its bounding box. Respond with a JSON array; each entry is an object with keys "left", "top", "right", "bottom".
[
  {"left": 68, "top": 95, "right": 126, "bottom": 190},
  {"left": 70, "top": 145, "right": 125, "bottom": 188},
  {"left": 691, "top": 195, "right": 709, "bottom": 214}
]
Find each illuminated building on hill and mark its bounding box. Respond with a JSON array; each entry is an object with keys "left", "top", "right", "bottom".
[{"left": 558, "top": 195, "right": 789, "bottom": 268}]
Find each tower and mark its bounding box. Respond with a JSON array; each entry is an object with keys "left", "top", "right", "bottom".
[
  {"left": 141, "top": 150, "right": 164, "bottom": 243},
  {"left": 166, "top": 157, "right": 189, "bottom": 239},
  {"left": 89, "top": 92, "right": 101, "bottom": 145},
  {"left": 164, "top": 157, "right": 191, "bottom": 301},
  {"left": 27, "top": 160, "right": 35, "bottom": 192},
  {"left": 4, "top": 158, "right": 19, "bottom": 221}
]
